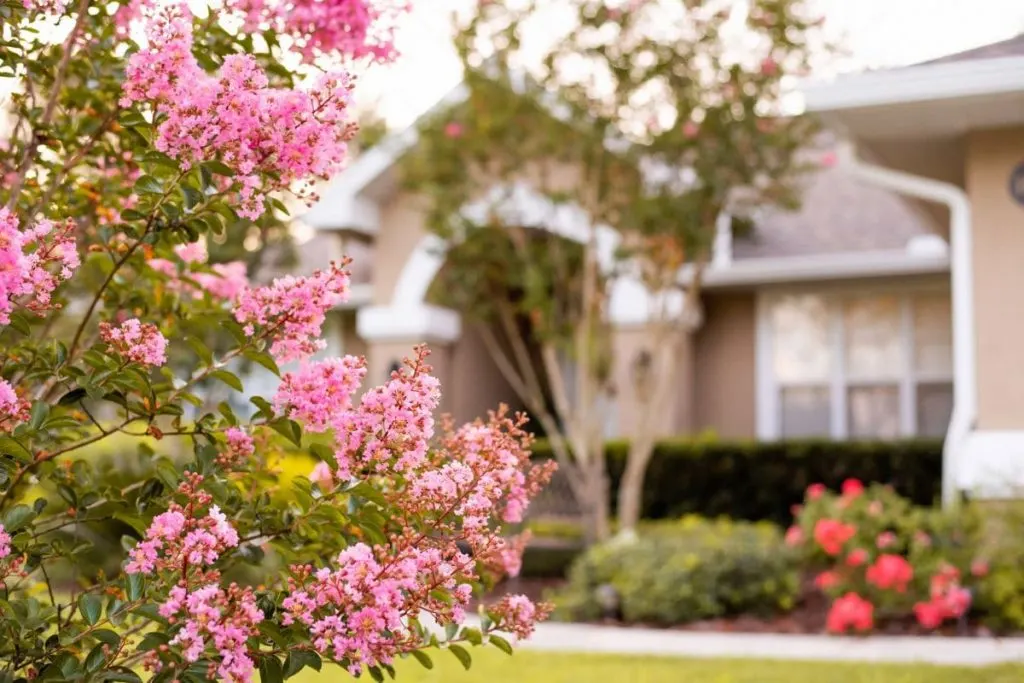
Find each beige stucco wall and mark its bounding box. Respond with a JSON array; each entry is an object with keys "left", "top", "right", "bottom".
[
  {"left": 966, "top": 127, "right": 1024, "bottom": 430},
  {"left": 372, "top": 193, "right": 431, "bottom": 305},
  {"left": 449, "top": 324, "right": 523, "bottom": 425},
  {"left": 611, "top": 325, "right": 695, "bottom": 438},
  {"left": 693, "top": 292, "right": 757, "bottom": 439}
]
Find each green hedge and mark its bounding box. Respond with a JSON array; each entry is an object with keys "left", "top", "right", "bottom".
[
  {"left": 554, "top": 517, "right": 799, "bottom": 625},
  {"left": 532, "top": 438, "right": 943, "bottom": 525}
]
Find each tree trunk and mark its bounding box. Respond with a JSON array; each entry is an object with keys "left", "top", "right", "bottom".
[
  {"left": 616, "top": 435, "right": 656, "bottom": 534},
  {"left": 580, "top": 455, "right": 611, "bottom": 544}
]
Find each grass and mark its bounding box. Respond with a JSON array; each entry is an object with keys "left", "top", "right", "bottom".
[{"left": 291, "top": 650, "right": 1024, "bottom": 682}]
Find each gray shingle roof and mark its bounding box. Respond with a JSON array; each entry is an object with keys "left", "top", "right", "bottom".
[
  {"left": 733, "top": 165, "right": 935, "bottom": 260},
  {"left": 918, "top": 33, "right": 1024, "bottom": 65}
]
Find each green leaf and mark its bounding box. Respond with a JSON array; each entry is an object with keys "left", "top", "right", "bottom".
[
  {"left": 100, "top": 669, "right": 143, "bottom": 683},
  {"left": 462, "top": 627, "right": 483, "bottom": 646},
  {"left": 85, "top": 644, "right": 107, "bottom": 672},
  {"left": 447, "top": 644, "right": 472, "bottom": 671},
  {"left": 488, "top": 634, "right": 513, "bottom": 655},
  {"left": 154, "top": 457, "right": 180, "bottom": 488},
  {"left": 210, "top": 369, "right": 243, "bottom": 392},
  {"left": 368, "top": 666, "right": 384, "bottom": 683},
  {"left": 185, "top": 336, "right": 214, "bottom": 365},
  {"left": 409, "top": 650, "right": 434, "bottom": 670},
  {"left": 126, "top": 573, "right": 145, "bottom": 601},
  {"left": 57, "top": 388, "right": 87, "bottom": 406},
  {"left": 79, "top": 594, "right": 102, "bottom": 626},
  {"left": 3, "top": 504, "right": 33, "bottom": 531},
  {"left": 134, "top": 175, "right": 163, "bottom": 195},
  {"left": 243, "top": 349, "right": 280, "bottom": 377},
  {"left": 258, "top": 655, "right": 284, "bottom": 683},
  {"left": 250, "top": 396, "right": 275, "bottom": 419},
  {"left": 137, "top": 632, "right": 171, "bottom": 652},
  {"left": 283, "top": 651, "right": 321, "bottom": 679},
  {"left": 267, "top": 419, "right": 301, "bottom": 447},
  {"left": 92, "top": 629, "right": 121, "bottom": 647},
  {"left": 29, "top": 401, "right": 49, "bottom": 430},
  {"left": 57, "top": 484, "right": 77, "bottom": 507},
  {"left": 202, "top": 160, "right": 235, "bottom": 176}
]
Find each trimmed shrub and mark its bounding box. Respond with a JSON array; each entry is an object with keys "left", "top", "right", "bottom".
[
  {"left": 554, "top": 516, "right": 799, "bottom": 625},
  {"left": 532, "top": 438, "right": 942, "bottom": 524}
]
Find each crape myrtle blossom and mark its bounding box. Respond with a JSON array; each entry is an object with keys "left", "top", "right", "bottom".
[
  {"left": 126, "top": 474, "right": 239, "bottom": 576},
  {"left": 0, "top": 208, "right": 79, "bottom": 326},
  {"left": 233, "top": 261, "right": 350, "bottom": 364},
  {"left": 120, "top": 2, "right": 357, "bottom": 220},
  {"left": 154, "top": 583, "right": 263, "bottom": 683},
  {"left": 99, "top": 318, "right": 168, "bottom": 367},
  {"left": 274, "top": 356, "right": 367, "bottom": 432},
  {"left": 225, "top": 0, "right": 409, "bottom": 63},
  {"left": 0, "top": 379, "right": 30, "bottom": 434}
]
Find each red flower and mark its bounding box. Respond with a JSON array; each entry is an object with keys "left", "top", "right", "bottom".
[
  {"left": 875, "top": 531, "right": 897, "bottom": 550},
  {"left": 826, "top": 593, "right": 874, "bottom": 634},
  {"left": 867, "top": 500, "right": 883, "bottom": 517},
  {"left": 866, "top": 554, "right": 914, "bottom": 592},
  {"left": 682, "top": 120, "right": 699, "bottom": 139},
  {"left": 913, "top": 531, "right": 931, "bottom": 547},
  {"left": 815, "top": 570, "right": 840, "bottom": 590},
  {"left": 841, "top": 478, "right": 864, "bottom": 499},
  {"left": 444, "top": 122, "right": 464, "bottom": 139},
  {"left": 807, "top": 483, "right": 826, "bottom": 500},
  {"left": 760, "top": 56, "right": 778, "bottom": 76},
  {"left": 914, "top": 601, "right": 945, "bottom": 629},
  {"left": 971, "top": 560, "right": 990, "bottom": 578},
  {"left": 813, "top": 519, "right": 857, "bottom": 556},
  {"left": 785, "top": 525, "right": 803, "bottom": 547},
  {"left": 845, "top": 548, "right": 869, "bottom": 567}
]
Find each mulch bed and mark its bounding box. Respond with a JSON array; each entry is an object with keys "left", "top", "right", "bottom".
[{"left": 476, "top": 575, "right": 1004, "bottom": 638}]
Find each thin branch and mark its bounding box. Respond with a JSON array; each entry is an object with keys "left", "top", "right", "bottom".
[{"left": 6, "top": 0, "right": 92, "bottom": 210}]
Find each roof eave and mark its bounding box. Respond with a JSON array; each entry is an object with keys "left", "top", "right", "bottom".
[{"left": 802, "top": 55, "right": 1024, "bottom": 113}]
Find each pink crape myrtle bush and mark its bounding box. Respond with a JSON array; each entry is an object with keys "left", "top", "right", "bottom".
[
  {"left": 787, "top": 480, "right": 985, "bottom": 634},
  {"left": 0, "top": 0, "right": 555, "bottom": 680}
]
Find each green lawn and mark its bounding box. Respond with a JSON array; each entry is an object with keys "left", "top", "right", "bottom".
[{"left": 292, "top": 650, "right": 1024, "bottom": 682}]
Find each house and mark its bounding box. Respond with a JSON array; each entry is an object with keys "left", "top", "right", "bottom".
[{"left": 299, "top": 35, "right": 1024, "bottom": 504}]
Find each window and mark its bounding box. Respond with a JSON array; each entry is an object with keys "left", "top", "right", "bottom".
[{"left": 759, "top": 291, "right": 953, "bottom": 440}]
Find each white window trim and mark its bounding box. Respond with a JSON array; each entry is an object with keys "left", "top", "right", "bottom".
[{"left": 756, "top": 284, "right": 953, "bottom": 441}]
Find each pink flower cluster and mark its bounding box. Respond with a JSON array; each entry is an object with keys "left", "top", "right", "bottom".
[
  {"left": 156, "top": 583, "right": 263, "bottom": 683},
  {"left": 149, "top": 244, "right": 249, "bottom": 304},
  {"left": 100, "top": 318, "right": 168, "bottom": 367},
  {"left": 488, "top": 594, "right": 549, "bottom": 640},
  {"left": 121, "top": 2, "right": 357, "bottom": 220},
  {"left": 0, "top": 208, "right": 79, "bottom": 326},
  {"left": 913, "top": 564, "right": 971, "bottom": 629},
  {"left": 233, "top": 261, "right": 350, "bottom": 364},
  {"left": 332, "top": 351, "right": 440, "bottom": 479},
  {"left": 219, "top": 427, "right": 255, "bottom": 468},
  {"left": 225, "top": 0, "right": 408, "bottom": 63},
  {"left": 0, "top": 379, "right": 29, "bottom": 434},
  {"left": 282, "top": 542, "right": 472, "bottom": 673},
  {"left": 126, "top": 477, "right": 239, "bottom": 576},
  {"left": 274, "top": 356, "right": 367, "bottom": 432}
]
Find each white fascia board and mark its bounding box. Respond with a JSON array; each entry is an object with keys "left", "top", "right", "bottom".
[
  {"left": 698, "top": 250, "right": 950, "bottom": 288},
  {"left": 802, "top": 55, "right": 1024, "bottom": 113},
  {"left": 356, "top": 304, "right": 462, "bottom": 343}
]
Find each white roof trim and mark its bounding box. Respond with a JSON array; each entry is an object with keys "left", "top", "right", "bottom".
[
  {"left": 356, "top": 304, "right": 462, "bottom": 343},
  {"left": 699, "top": 249, "right": 950, "bottom": 288},
  {"left": 803, "top": 55, "right": 1024, "bottom": 113}
]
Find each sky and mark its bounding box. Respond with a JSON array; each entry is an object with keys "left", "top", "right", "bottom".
[{"left": 357, "top": 0, "right": 1024, "bottom": 129}]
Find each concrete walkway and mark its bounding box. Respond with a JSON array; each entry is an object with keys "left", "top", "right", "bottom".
[{"left": 509, "top": 621, "right": 1024, "bottom": 666}]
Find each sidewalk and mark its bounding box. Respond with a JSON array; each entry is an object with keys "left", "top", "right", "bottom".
[{"left": 511, "top": 621, "right": 1024, "bottom": 666}]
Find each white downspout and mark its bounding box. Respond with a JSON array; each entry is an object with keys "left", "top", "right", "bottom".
[{"left": 836, "top": 143, "right": 974, "bottom": 508}]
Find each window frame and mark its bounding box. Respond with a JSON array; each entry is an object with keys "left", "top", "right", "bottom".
[{"left": 756, "top": 284, "right": 953, "bottom": 441}]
